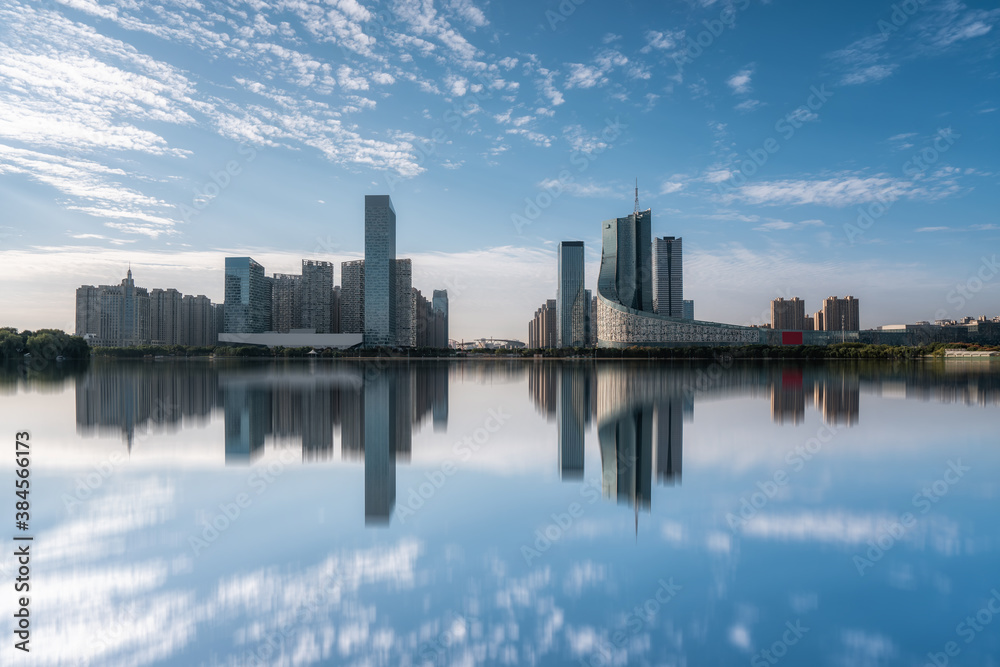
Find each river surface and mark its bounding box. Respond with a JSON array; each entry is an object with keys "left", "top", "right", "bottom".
[{"left": 0, "top": 358, "right": 998, "bottom": 666}]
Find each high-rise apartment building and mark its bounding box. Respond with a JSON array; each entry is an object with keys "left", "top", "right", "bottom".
[
  {"left": 652, "top": 236, "right": 683, "bottom": 317},
  {"left": 528, "top": 299, "right": 557, "bottom": 348},
  {"left": 301, "top": 260, "right": 333, "bottom": 333},
  {"left": 270, "top": 274, "right": 302, "bottom": 333},
  {"left": 75, "top": 286, "right": 100, "bottom": 339},
  {"left": 364, "top": 195, "right": 396, "bottom": 346},
  {"left": 150, "top": 288, "right": 182, "bottom": 344},
  {"left": 822, "top": 296, "right": 860, "bottom": 331},
  {"left": 224, "top": 257, "right": 271, "bottom": 334},
  {"left": 340, "top": 260, "right": 365, "bottom": 334},
  {"left": 771, "top": 297, "right": 806, "bottom": 330},
  {"left": 330, "top": 285, "right": 341, "bottom": 334},
  {"left": 599, "top": 210, "right": 653, "bottom": 312},
  {"left": 557, "top": 241, "right": 586, "bottom": 348}
]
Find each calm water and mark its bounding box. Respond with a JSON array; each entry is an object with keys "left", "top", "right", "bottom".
[{"left": 1, "top": 358, "right": 998, "bottom": 666}]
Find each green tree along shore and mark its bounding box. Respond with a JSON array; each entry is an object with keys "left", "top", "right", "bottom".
[
  {"left": 3, "top": 328, "right": 997, "bottom": 362},
  {"left": 0, "top": 328, "right": 90, "bottom": 361}
]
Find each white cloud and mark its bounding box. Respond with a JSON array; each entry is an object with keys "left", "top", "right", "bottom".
[{"left": 726, "top": 67, "right": 754, "bottom": 94}]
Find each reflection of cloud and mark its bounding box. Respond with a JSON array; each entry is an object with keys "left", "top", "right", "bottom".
[{"left": 563, "top": 560, "right": 607, "bottom": 597}]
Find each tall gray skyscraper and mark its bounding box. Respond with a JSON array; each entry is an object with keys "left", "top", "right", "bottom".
[
  {"left": 395, "top": 259, "right": 413, "bottom": 347},
  {"left": 341, "top": 260, "right": 365, "bottom": 334},
  {"left": 432, "top": 289, "right": 448, "bottom": 348},
  {"left": 557, "top": 241, "right": 586, "bottom": 347},
  {"left": 301, "top": 259, "right": 333, "bottom": 333},
  {"left": 364, "top": 195, "right": 396, "bottom": 346},
  {"left": 599, "top": 210, "right": 653, "bottom": 312},
  {"left": 224, "top": 257, "right": 271, "bottom": 333},
  {"left": 652, "top": 236, "right": 683, "bottom": 317}
]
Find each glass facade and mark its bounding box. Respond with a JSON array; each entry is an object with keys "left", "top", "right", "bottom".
[
  {"left": 557, "top": 241, "right": 586, "bottom": 347},
  {"left": 224, "top": 257, "right": 270, "bottom": 333},
  {"left": 364, "top": 195, "right": 396, "bottom": 346},
  {"left": 652, "top": 236, "right": 683, "bottom": 318},
  {"left": 599, "top": 210, "right": 653, "bottom": 314}
]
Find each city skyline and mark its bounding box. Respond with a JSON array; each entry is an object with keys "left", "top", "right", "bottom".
[{"left": 1, "top": 0, "right": 999, "bottom": 340}]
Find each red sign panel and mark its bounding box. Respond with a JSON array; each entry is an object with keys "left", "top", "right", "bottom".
[{"left": 782, "top": 331, "right": 804, "bottom": 345}]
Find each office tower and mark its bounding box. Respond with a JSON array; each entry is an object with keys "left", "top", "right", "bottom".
[
  {"left": 432, "top": 289, "right": 449, "bottom": 348},
  {"left": 654, "top": 398, "right": 682, "bottom": 485},
  {"left": 150, "top": 288, "right": 182, "bottom": 345},
  {"left": 395, "top": 259, "right": 412, "bottom": 347},
  {"left": 412, "top": 288, "right": 430, "bottom": 347},
  {"left": 271, "top": 273, "right": 302, "bottom": 333},
  {"left": 771, "top": 297, "right": 806, "bottom": 330},
  {"left": 583, "top": 288, "right": 593, "bottom": 347},
  {"left": 364, "top": 371, "right": 397, "bottom": 524},
  {"left": 652, "top": 236, "right": 683, "bottom": 317},
  {"left": 683, "top": 300, "right": 694, "bottom": 321},
  {"left": 75, "top": 286, "right": 100, "bottom": 338},
  {"left": 364, "top": 195, "right": 397, "bottom": 346},
  {"left": 558, "top": 366, "right": 588, "bottom": 480},
  {"left": 302, "top": 260, "right": 334, "bottom": 333},
  {"left": 822, "top": 296, "right": 860, "bottom": 331},
  {"left": 341, "top": 260, "right": 365, "bottom": 334},
  {"left": 599, "top": 209, "right": 653, "bottom": 312},
  {"left": 224, "top": 257, "right": 271, "bottom": 334},
  {"left": 557, "top": 241, "right": 586, "bottom": 348},
  {"left": 330, "top": 285, "right": 341, "bottom": 334}
]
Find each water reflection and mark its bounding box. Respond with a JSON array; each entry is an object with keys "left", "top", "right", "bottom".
[{"left": 63, "top": 359, "right": 1000, "bottom": 528}]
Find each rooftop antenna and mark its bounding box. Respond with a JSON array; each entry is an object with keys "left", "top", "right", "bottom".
[{"left": 634, "top": 178, "right": 639, "bottom": 215}]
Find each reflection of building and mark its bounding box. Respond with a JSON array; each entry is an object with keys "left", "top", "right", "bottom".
[
  {"left": 771, "top": 368, "right": 806, "bottom": 425},
  {"left": 814, "top": 372, "right": 860, "bottom": 426},
  {"left": 528, "top": 362, "right": 559, "bottom": 420},
  {"left": 557, "top": 366, "right": 590, "bottom": 479},
  {"left": 598, "top": 404, "right": 653, "bottom": 511},
  {"left": 654, "top": 399, "right": 682, "bottom": 485},
  {"left": 364, "top": 371, "right": 397, "bottom": 525},
  {"left": 224, "top": 386, "right": 270, "bottom": 463},
  {"left": 557, "top": 241, "right": 586, "bottom": 348}
]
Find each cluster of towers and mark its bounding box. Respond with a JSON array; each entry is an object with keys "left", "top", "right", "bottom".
[{"left": 222, "top": 195, "right": 449, "bottom": 348}]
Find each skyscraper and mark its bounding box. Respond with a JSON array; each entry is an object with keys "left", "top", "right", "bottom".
[
  {"left": 301, "top": 260, "right": 334, "bottom": 333},
  {"left": 432, "top": 289, "right": 449, "bottom": 348},
  {"left": 557, "top": 241, "right": 586, "bottom": 347},
  {"left": 150, "top": 288, "right": 182, "bottom": 345},
  {"left": 683, "top": 300, "right": 694, "bottom": 320},
  {"left": 395, "top": 259, "right": 413, "bottom": 347},
  {"left": 652, "top": 236, "right": 683, "bottom": 317},
  {"left": 364, "top": 195, "right": 396, "bottom": 346},
  {"left": 224, "top": 257, "right": 271, "bottom": 334},
  {"left": 599, "top": 210, "right": 653, "bottom": 312}
]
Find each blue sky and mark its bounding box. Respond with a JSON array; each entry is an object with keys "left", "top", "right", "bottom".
[{"left": 0, "top": 0, "right": 998, "bottom": 340}]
